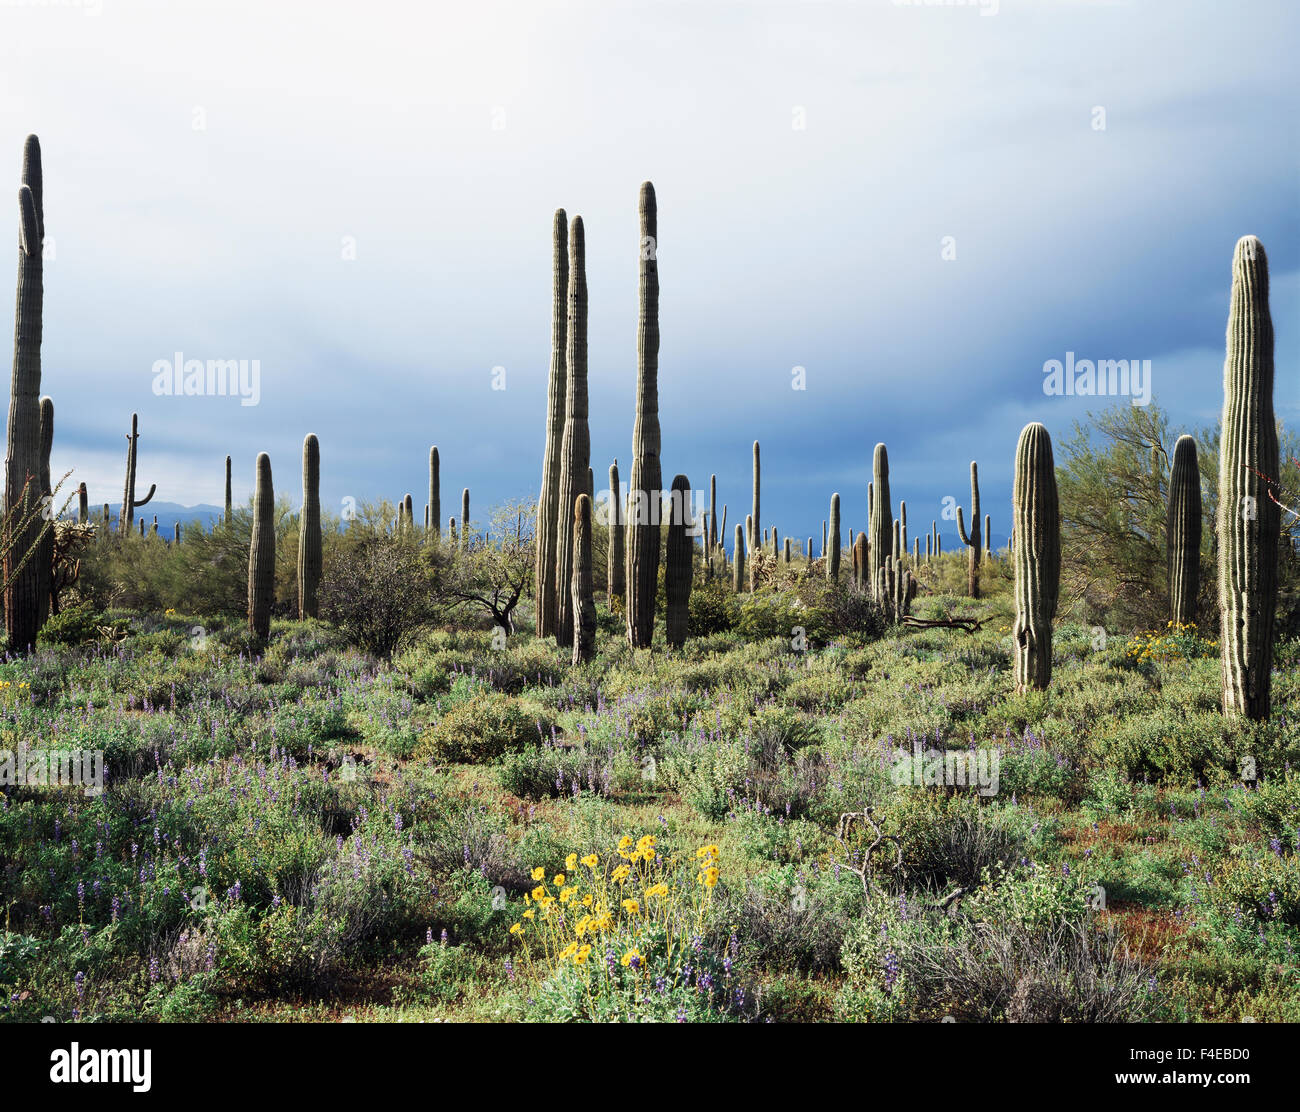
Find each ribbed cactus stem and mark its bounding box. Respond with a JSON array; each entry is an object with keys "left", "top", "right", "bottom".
[
  {"left": 751, "top": 441, "right": 760, "bottom": 549},
  {"left": 224, "top": 455, "right": 232, "bottom": 518},
  {"left": 554, "top": 215, "right": 589, "bottom": 647},
  {"left": 119, "top": 412, "right": 156, "bottom": 534},
  {"left": 173, "top": 522, "right": 180, "bottom": 544},
  {"left": 784, "top": 537, "right": 791, "bottom": 564},
  {"left": 806, "top": 537, "right": 813, "bottom": 566},
  {"left": 608, "top": 459, "right": 625, "bottom": 609},
  {"left": 955, "top": 460, "right": 983, "bottom": 597},
  {"left": 1218, "top": 236, "right": 1279, "bottom": 720},
  {"left": 627, "top": 182, "right": 661, "bottom": 648},
  {"left": 460, "top": 488, "right": 470, "bottom": 548},
  {"left": 1167, "top": 435, "right": 1202, "bottom": 627},
  {"left": 899, "top": 501, "right": 908, "bottom": 564},
  {"left": 151, "top": 515, "right": 158, "bottom": 535},
  {"left": 298, "top": 433, "right": 321, "bottom": 619},
  {"left": 1012, "top": 423, "right": 1060, "bottom": 692},
  {"left": 247, "top": 453, "right": 274, "bottom": 640},
  {"left": 3, "top": 138, "right": 44, "bottom": 651},
  {"left": 572, "top": 492, "right": 595, "bottom": 664},
  {"left": 429, "top": 446, "right": 441, "bottom": 542},
  {"left": 852, "top": 532, "right": 867, "bottom": 590},
  {"left": 534, "top": 208, "right": 568, "bottom": 635},
  {"left": 868, "top": 444, "right": 892, "bottom": 602},
  {"left": 984, "top": 514, "right": 991, "bottom": 557},
  {"left": 709, "top": 474, "right": 717, "bottom": 551},
  {"left": 77, "top": 482, "right": 87, "bottom": 524},
  {"left": 665, "top": 474, "right": 692, "bottom": 648},
  {"left": 828, "top": 493, "right": 841, "bottom": 582},
  {"left": 733, "top": 524, "right": 745, "bottom": 593},
  {"left": 35, "top": 396, "right": 52, "bottom": 625}
]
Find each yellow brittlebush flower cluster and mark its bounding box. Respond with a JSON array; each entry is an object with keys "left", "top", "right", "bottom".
[{"left": 1124, "top": 621, "right": 1218, "bottom": 664}]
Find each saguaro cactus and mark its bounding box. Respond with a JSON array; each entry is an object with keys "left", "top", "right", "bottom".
[
  {"left": 224, "top": 455, "right": 233, "bottom": 519},
  {"left": 868, "top": 444, "right": 892, "bottom": 599},
  {"left": 299, "top": 433, "right": 321, "bottom": 620},
  {"left": 608, "top": 459, "right": 625, "bottom": 609},
  {"left": 665, "top": 474, "right": 693, "bottom": 648},
  {"left": 554, "top": 214, "right": 589, "bottom": 647},
  {"left": 733, "top": 523, "right": 746, "bottom": 593},
  {"left": 852, "top": 532, "right": 867, "bottom": 590},
  {"left": 460, "top": 488, "right": 470, "bottom": 548},
  {"left": 36, "top": 396, "right": 53, "bottom": 625},
  {"left": 955, "top": 461, "right": 983, "bottom": 598},
  {"left": 77, "top": 481, "right": 88, "bottom": 524},
  {"left": 984, "top": 514, "right": 991, "bottom": 557},
  {"left": 751, "top": 441, "right": 761, "bottom": 549},
  {"left": 429, "top": 446, "right": 441, "bottom": 541},
  {"left": 119, "top": 413, "right": 156, "bottom": 534},
  {"left": 1166, "top": 435, "right": 1202, "bottom": 627},
  {"left": 1218, "top": 236, "right": 1279, "bottom": 720},
  {"left": 4, "top": 136, "right": 46, "bottom": 651},
  {"left": 828, "top": 493, "right": 841, "bottom": 582},
  {"left": 627, "top": 182, "right": 662, "bottom": 648},
  {"left": 534, "top": 208, "right": 568, "bottom": 636},
  {"left": 1012, "top": 423, "right": 1060, "bottom": 692},
  {"left": 572, "top": 492, "right": 596, "bottom": 664},
  {"left": 248, "top": 452, "right": 275, "bottom": 641},
  {"left": 709, "top": 474, "right": 717, "bottom": 552}
]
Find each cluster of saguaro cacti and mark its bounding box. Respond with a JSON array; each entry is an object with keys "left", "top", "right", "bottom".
[
  {"left": 665, "top": 474, "right": 693, "bottom": 648},
  {"left": 554, "top": 214, "right": 589, "bottom": 647},
  {"left": 879, "top": 532, "right": 917, "bottom": 622},
  {"left": 626, "top": 182, "right": 662, "bottom": 648},
  {"left": 534, "top": 209, "right": 568, "bottom": 637},
  {"left": 299, "top": 434, "right": 322, "bottom": 619},
  {"left": 1012, "top": 422, "right": 1060, "bottom": 692},
  {"left": 1218, "top": 236, "right": 1279, "bottom": 721},
  {"left": 571, "top": 492, "right": 595, "bottom": 664},
  {"left": 119, "top": 412, "right": 156, "bottom": 535},
  {"left": 1167, "top": 434, "right": 1201, "bottom": 627},
  {"left": 955, "top": 460, "right": 982, "bottom": 597},
  {"left": 607, "top": 460, "right": 624, "bottom": 609},
  {"left": 4, "top": 135, "right": 48, "bottom": 651},
  {"left": 248, "top": 453, "right": 275, "bottom": 641}
]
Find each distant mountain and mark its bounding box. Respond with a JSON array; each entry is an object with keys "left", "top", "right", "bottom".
[{"left": 69, "top": 502, "right": 225, "bottom": 535}]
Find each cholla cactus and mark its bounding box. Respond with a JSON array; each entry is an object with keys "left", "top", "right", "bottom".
[
  {"left": 1012, "top": 423, "right": 1060, "bottom": 692},
  {"left": 956, "top": 460, "right": 982, "bottom": 600},
  {"left": 1167, "top": 434, "right": 1202, "bottom": 627},
  {"left": 1218, "top": 236, "right": 1279, "bottom": 720},
  {"left": 248, "top": 453, "right": 275, "bottom": 641},
  {"left": 665, "top": 474, "right": 693, "bottom": 648},
  {"left": 299, "top": 434, "right": 321, "bottom": 619}
]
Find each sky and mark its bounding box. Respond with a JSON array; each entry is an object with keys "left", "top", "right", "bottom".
[{"left": 1, "top": 0, "right": 1296, "bottom": 552}]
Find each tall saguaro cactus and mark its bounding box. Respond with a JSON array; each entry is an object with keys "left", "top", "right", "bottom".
[
  {"left": 627, "top": 181, "right": 661, "bottom": 648},
  {"left": 955, "top": 461, "right": 983, "bottom": 598},
  {"left": 119, "top": 413, "right": 156, "bottom": 534},
  {"left": 224, "top": 455, "right": 233, "bottom": 519},
  {"left": 733, "top": 524, "right": 745, "bottom": 593},
  {"left": 571, "top": 493, "right": 596, "bottom": 664},
  {"left": 709, "top": 474, "right": 717, "bottom": 552},
  {"left": 1218, "top": 236, "right": 1279, "bottom": 720},
  {"left": 665, "top": 474, "right": 693, "bottom": 648},
  {"left": 1012, "top": 423, "right": 1060, "bottom": 693},
  {"left": 298, "top": 434, "right": 321, "bottom": 619},
  {"left": 248, "top": 453, "right": 275, "bottom": 642},
  {"left": 827, "top": 493, "right": 841, "bottom": 582},
  {"left": 608, "top": 459, "right": 625, "bottom": 608},
  {"left": 535, "top": 211, "right": 569, "bottom": 635},
  {"left": 77, "top": 482, "right": 88, "bottom": 524},
  {"left": 1167, "top": 435, "right": 1202, "bottom": 627},
  {"left": 554, "top": 214, "right": 589, "bottom": 647},
  {"left": 4, "top": 135, "right": 46, "bottom": 651},
  {"left": 36, "top": 396, "right": 53, "bottom": 625},
  {"left": 751, "top": 441, "right": 761, "bottom": 550},
  {"left": 428, "top": 446, "right": 441, "bottom": 542},
  {"left": 868, "top": 444, "right": 892, "bottom": 599},
  {"left": 459, "top": 488, "right": 470, "bottom": 548},
  {"left": 852, "top": 533, "right": 867, "bottom": 590}
]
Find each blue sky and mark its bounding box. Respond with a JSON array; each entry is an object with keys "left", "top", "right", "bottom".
[{"left": 1, "top": 0, "right": 1296, "bottom": 551}]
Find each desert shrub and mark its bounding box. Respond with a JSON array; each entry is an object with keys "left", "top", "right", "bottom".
[
  {"left": 417, "top": 694, "right": 554, "bottom": 765},
  {"left": 37, "top": 602, "right": 104, "bottom": 646},
  {"left": 688, "top": 577, "right": 737, "bottom": 636},
  {"left": 883, "top": 792, "right": 1039, "bottom": 891},
  {"left": 319, "top": 534, "right": 441, "bottom": 657}
]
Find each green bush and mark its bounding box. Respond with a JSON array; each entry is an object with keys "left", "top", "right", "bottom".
[
  {"left": 37, "top": 603, "right": 106, "bottom": 646},
  {"left": 416, "top": 693, "right": 554, "bottom": 764}
]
